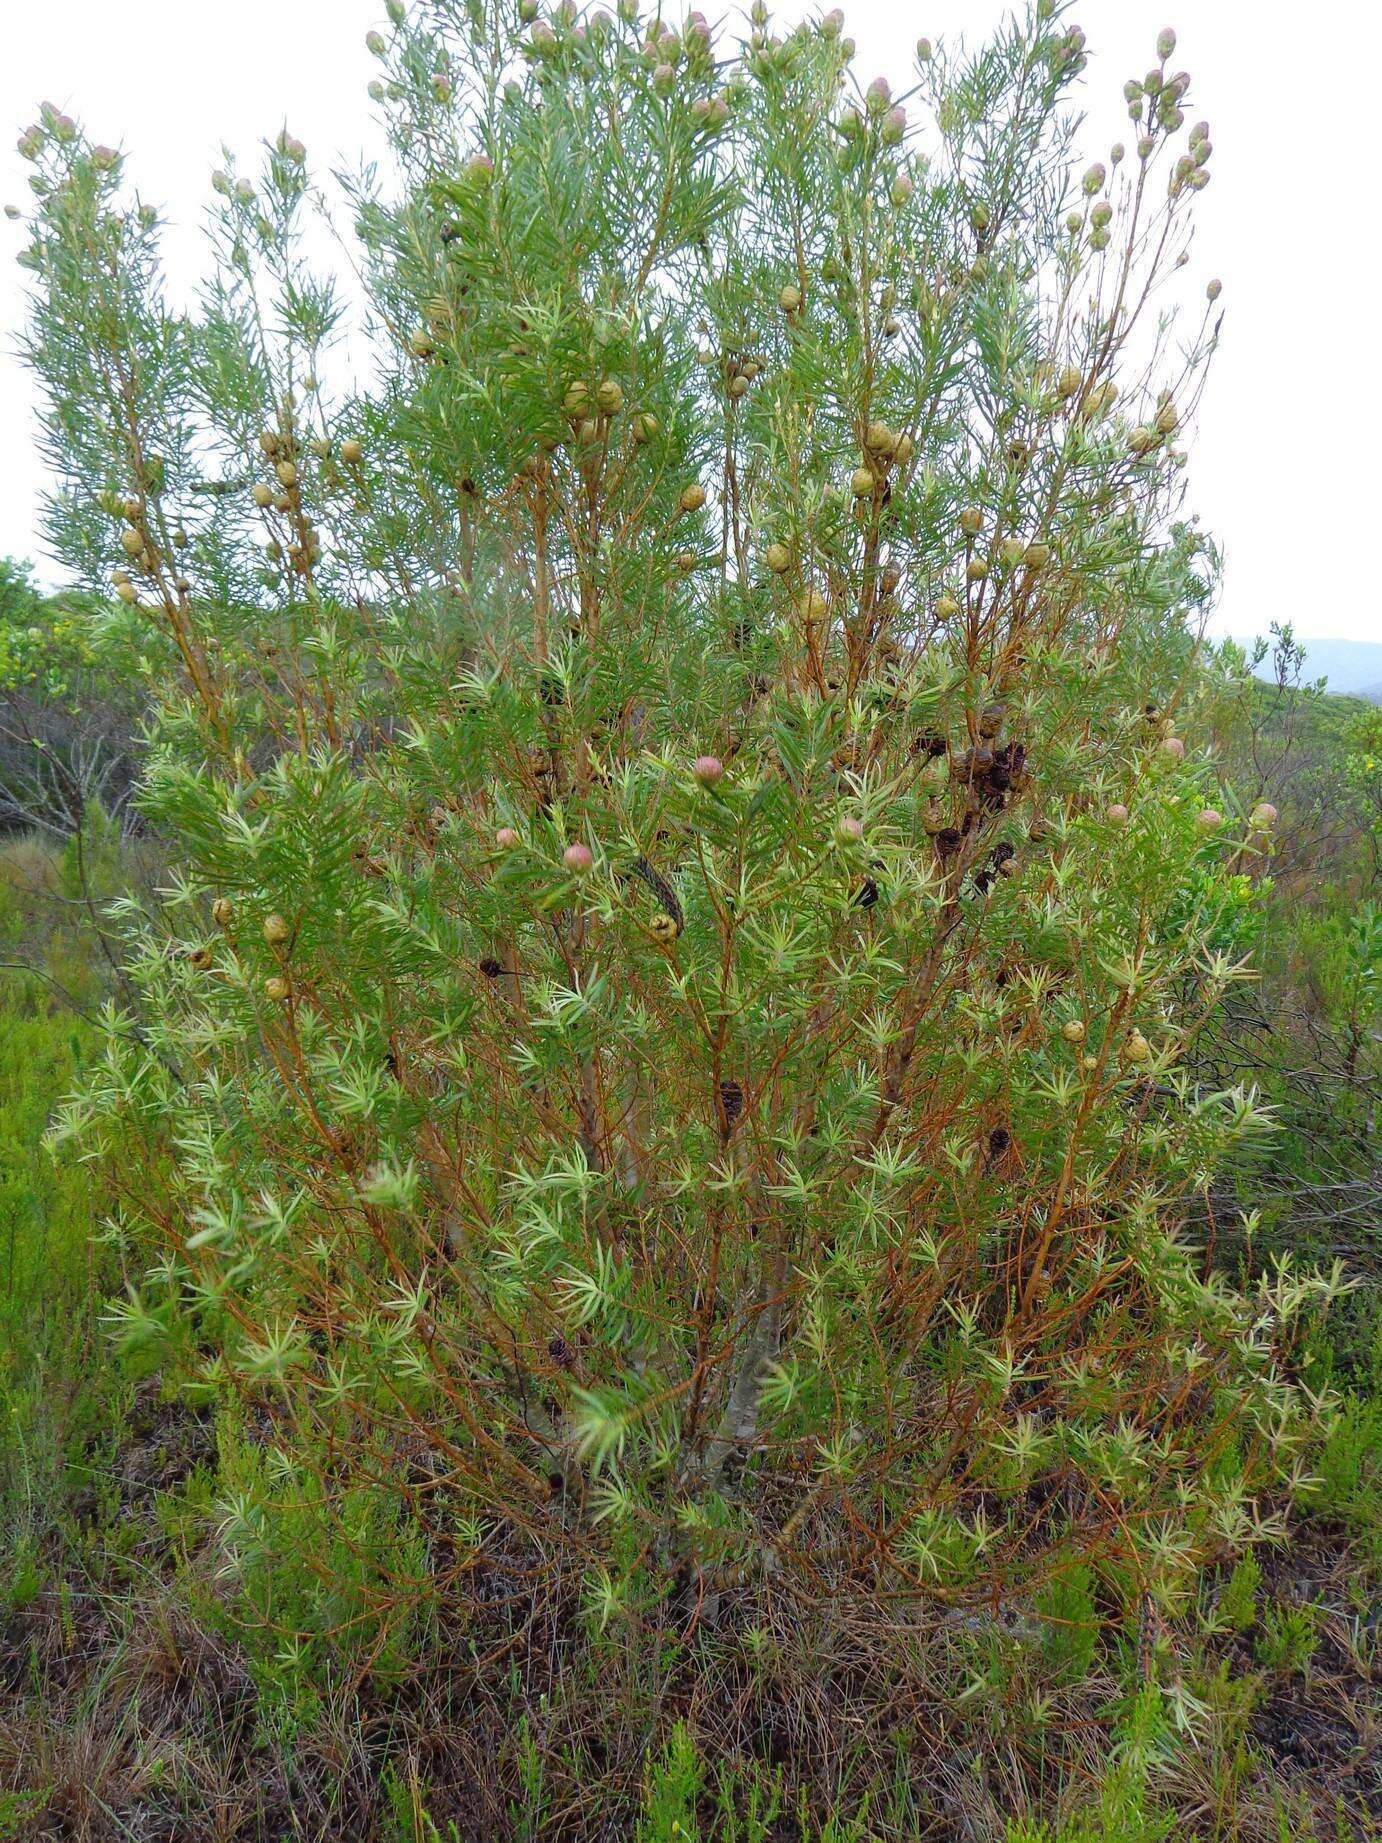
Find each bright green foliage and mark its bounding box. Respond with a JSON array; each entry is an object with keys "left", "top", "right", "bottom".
[
  {"left": 1253, "top": 1600, "right": 1319, "bottom": 1675},
  {"left": 1036, "top": 1562, "right": 1099, "bottom": 1684},
  {"left": 1003, "top": 1687, "right": 1181, "bottom": 1840},
  {"left": 0, "top": 842, "right": 116, "bottom": 1593},
  {"left": 1307, "top": 1394, "right": 1382, "bottom": 1559},
  {"left": 14, "top": 2, "right": 1342, "bottom": 1654},
  {"left": 0, "top": 558, "right": 102, "bottom": 701},
  {"left": 1216, "top": 1550, "right": 1261, "bottom": 1633},
  {"left": 0, "top": 560, "right": 44, "bottom": 692},
  {"left": 636, "top": 1722, "right": 703, "bottom": 1842}
]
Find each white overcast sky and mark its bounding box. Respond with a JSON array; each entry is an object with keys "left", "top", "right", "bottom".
[{"left": 1, "top": 0, "right": 1378, "bottom": 645}]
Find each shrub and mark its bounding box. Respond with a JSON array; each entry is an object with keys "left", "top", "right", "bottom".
[
  {"left": 1253, "top": 1601, "right": 1319, "bottom": 1676},
  {"left": 1037, "top": 1563, "right": 1099, "bottom": 1686},
  {"left": 1215, "top": 1551, "right": 1260, "bottom": 1634},
  {"left": 1308, "top": 1394, "right": 1382, "bottom": 1557},
  {"left": 16, "top": 3, "right": 1340, "bottom": 1660}
]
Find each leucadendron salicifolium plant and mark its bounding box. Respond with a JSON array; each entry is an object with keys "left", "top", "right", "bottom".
[{"left": 15, "top": 1, "right": 1344, "bottom": 1647}]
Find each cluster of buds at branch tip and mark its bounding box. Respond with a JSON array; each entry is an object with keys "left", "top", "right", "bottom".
[
  {"left": 37, "top": 103, "right": 78, "bottom": 144},
  {"left": 689, "top": 92, "right": 731, "bottom": 131}
]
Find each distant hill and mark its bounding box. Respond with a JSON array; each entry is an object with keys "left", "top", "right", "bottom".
[{"left": 1234, "top": 635, "right": 1382, "bottom": 702}]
